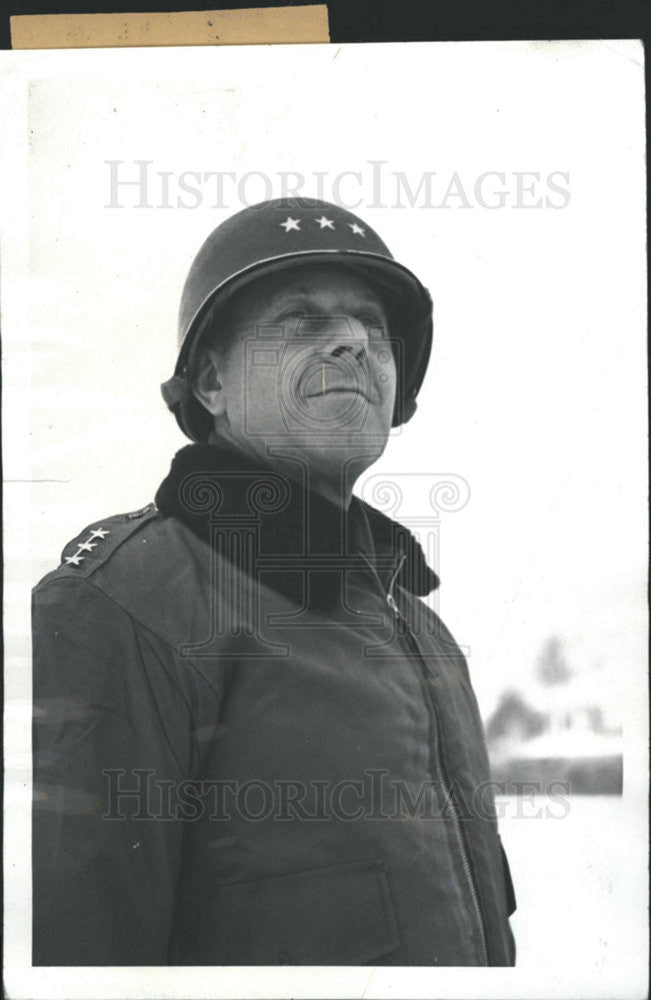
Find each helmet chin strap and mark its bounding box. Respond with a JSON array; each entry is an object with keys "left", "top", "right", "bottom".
[
  {"left": 162, "top": 374, "right": 419, "bottom": 437},
  {"left": 400, "top": 397, "right": 417, "bottom": 424},
  {"left": 162, "top": 373, "right": 418, "bottom": 436},
  {"left": 392, "top": 391, "right": 417, "bottom": 427}
]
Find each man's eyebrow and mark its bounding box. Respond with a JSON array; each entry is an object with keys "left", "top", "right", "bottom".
[
  {"left": 354, "top": 299, "right": 388, "bottom": 317},
  {"left": 261, "top": 290, "right": 387, "bottom": 317},
  {"left": 264, "top": 292, "right": 314, "bottom": 312}
]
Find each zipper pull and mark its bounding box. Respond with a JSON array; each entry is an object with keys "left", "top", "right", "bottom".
[
  {"left": 387, "top": 591, "right": 399, "bottom": 615},
  {"left": 386, "top": 554, "right": 406, "bottom": 616}
]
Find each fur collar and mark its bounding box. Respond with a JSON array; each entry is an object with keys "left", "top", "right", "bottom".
[{"left": 155, "top": 444, "right": 439, "bottom": 605}]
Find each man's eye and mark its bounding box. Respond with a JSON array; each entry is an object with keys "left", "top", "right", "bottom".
[
  {"left": 364, "top": 321, "right": 390, "bottom": 342},
  {"left": 274, "top": 311, "right": 304, "bottom": 335},
  {"left": 276, "top": 310, "right": 309, "bottom": 329},
  {"left": 358, "top": 313, "right": 386, "bottom": 328}
]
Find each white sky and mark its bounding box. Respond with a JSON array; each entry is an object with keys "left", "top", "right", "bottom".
[{"left": 1, "top": 40, "right": 648, "bottom": 998}]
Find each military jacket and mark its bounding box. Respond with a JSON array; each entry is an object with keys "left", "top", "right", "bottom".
[{"left": 32, "top": 444, "right": 516, "bottom": 966}]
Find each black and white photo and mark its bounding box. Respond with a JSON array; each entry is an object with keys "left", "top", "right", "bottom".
[{"left": 1, "top": 37, "right": 647, "bottom": 1000}]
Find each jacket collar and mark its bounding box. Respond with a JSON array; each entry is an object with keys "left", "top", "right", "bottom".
[{"left": 155, "top": 443, "right": 439, "bottom": 602}]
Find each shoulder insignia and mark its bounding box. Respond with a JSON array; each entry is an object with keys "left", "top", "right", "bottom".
[
  {"left": 126, "top": 504, "right": 155, "bottom": 521},
  {"left": 56, "top": 502, "right": 159, "bottom": 578}
]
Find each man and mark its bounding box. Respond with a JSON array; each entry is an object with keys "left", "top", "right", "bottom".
[{"left": 32, "top": 197, "right": 516, "bottom": 966}]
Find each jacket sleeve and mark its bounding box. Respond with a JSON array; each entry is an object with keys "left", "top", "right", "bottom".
[{"left": 32, "top": 576, "right": 192, "bottom": 965}]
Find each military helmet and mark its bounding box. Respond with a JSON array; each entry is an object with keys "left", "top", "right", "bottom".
[{"left": 161, "top": 197, "right": 433, "bottom": 441}]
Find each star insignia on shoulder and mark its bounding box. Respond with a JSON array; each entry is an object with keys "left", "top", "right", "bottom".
[
  {"left": 63, "top": 526, "right": 110, "bottom": 569},
  {"left": 89, "top": 528, "right": 110, "bottom": 540},
  {"left": 349, "top": 223, "right": 366, "bottom": 237},
  {"left": 315, "top": 216, "right": 334, "bottom": 229},
  {"left": 280, "top": 216, "right": 300, "bottom": 233},
  {"left": 77, "top": 540, "right": 97, "bottom": 552}
]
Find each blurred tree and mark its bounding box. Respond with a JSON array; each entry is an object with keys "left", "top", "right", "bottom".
[
  {"left": 485, "top": 689, "right": 547, "bottom": 744},
  {"left": 537, "top": 635, "right": 572, "bottom": 686}
]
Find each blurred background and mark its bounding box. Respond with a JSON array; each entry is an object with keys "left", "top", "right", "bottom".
[{"left": 485, "top": 634, "right": 623, "bottom": 794}]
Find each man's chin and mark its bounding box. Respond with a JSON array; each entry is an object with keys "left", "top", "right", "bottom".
[{"left": 295, "top": 430, "right": 390, "bottom": 466}]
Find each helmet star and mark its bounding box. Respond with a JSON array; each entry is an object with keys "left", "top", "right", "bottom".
[
  {"left": 315, "top": 216, "right": 335, "bottom": 229},
  {"left": 280, "top": 216, "right": 301, "bottom": 233},
  {"left": 65, "top": 553, "right": 84, "bottom": 566},
  {"left": 349, "top": 223, "right": 366, "bottom": 237}
]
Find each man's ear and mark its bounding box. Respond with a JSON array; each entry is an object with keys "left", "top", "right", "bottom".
[{"left": 192, "top": 349, "right": 227, "bottom": 417}]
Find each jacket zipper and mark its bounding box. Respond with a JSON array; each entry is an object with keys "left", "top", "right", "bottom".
[{"left": 362, "top": 552, "right": 490, "bottom": 966}]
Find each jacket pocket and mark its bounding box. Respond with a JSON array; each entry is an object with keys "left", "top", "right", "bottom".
[{"left": 170, "top": 858, "right": 400, "bottom": 965}]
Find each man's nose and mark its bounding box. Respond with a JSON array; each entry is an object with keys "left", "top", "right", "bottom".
[
  {"left": 298, "top": 314, "right": 371, "bottom": 362},
  {"left": 330, "top": 342, "right": 367, "bottom": 364},
  {"left": 289, "top": 315, "right": 375, "bottom": 401}
]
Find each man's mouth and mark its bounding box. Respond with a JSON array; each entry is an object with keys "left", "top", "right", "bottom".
[
  {"left": 296, "top": 358, "right": 375, "bottom": 404},
  {"left": 306, "top": 385, "right": 371, "bottom": 402}
]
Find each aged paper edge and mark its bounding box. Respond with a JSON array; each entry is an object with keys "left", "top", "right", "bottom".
[{"left": 10, "top": 4, "right": 330, "bottom": 49}]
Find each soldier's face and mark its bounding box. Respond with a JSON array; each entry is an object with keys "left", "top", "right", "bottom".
[{"left": 201, "top": 265, "right": 398, "bottom": 477}]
